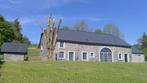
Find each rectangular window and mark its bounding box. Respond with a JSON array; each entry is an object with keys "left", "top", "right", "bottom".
[
  {"left": 59, "top": 42, "right": 65, "bottom": 48},
  {"left": 82, "top": 52, "right": 88, "bottom": 61},
  {"left": 59, "top": 51, "right": 64, "bottom": 59}
]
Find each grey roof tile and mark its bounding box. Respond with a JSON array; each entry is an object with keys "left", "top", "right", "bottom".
[
  {"left": 1, "top": 43, "right": 27, "bottom": 54},
  {"left": 57, "top": 30, "right": 131, "bottom": 47},
  {"left": 132, "top": 47, "right": 144, "bottom": 54}
]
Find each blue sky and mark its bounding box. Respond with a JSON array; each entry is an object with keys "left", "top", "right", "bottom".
[{"left": 0, "top": 0, "right": 147, "bottom": 45}]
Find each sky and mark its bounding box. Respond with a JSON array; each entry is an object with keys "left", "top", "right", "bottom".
[{"left": 0, "top": 0, "right": 147, "bottom": 45}]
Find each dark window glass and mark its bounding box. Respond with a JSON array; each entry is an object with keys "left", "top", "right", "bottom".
[
  {"left": 91, "top": 53, "right": 94, "bottom": 57},
  {"left": 60, "top": 42, "right": 64, "bottom": 47},
  {"left": 83, "top": 52, "right": 87, "bottom": 59},
  {"left": 119, "top": 54, "right": 121, "bottom": 59},
  {"left": 59, "top": 52, "right": 64, "bottom": 58}
]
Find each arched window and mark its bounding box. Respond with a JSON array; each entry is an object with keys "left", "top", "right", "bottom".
[{"left": 100, "top": 48, "right": 112, "bottom": 62}]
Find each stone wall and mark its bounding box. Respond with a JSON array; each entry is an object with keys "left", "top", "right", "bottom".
[
  {"left": 4, "top": 53, "right": 25, "bottom": 61},
  {"left": 54, "top": 42, "right": 131, "bottom": 62},
  {"left": 131, "top": 54, "right": 145, "bottom": 63}
]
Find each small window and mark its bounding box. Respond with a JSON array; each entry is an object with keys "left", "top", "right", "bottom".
[
  {"left": 90, "top": 52, "right": 95, "bottom": 57},
  {"left": 82, "top": 52, "right": 88, "bottom": 61},
  {"left": 91, "top": 53, "right": 94, "bottom": 56},
  {"left": 138, "top": 54, "right": 141, "bottom": 56},
  {"left": 59, "top": 42, "right": 65, "bottom": 48},
  {"left": 118, "top": 54, "right": 122, "bottom": 60},
  {"left": 59, "top": 51, "right": 64, "bottom": 59}
]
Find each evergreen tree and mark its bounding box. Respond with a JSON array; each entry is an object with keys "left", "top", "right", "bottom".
[
  {"left": 0, "top": 16, "right": 31, "bottom": 46},
  {"left": 12, "top": 19, "right": 23, "bottom": 41},
  {"left": 142, "top": 32, "right": 147, "bottom": 48},
  {"left": 0, "top": 16, "right": 15, "bottom": 46}
]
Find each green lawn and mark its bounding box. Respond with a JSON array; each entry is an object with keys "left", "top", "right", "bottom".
[
  {"left": 0, "top": 53, "right": 3, "bottom": 61},
  {"left": 0, "top": 61, "right": 147, "bottom": 83},
  {"left": 28, "top": 47, "right": 40, "bottom": 61},
  {"left": 28, "top": 48, "right": 40, "bottom": 57}
]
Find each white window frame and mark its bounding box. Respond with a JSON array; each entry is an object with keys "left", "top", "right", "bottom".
[
  {"left": 58, "top": 51, "right": 65, "bottom": 60},
  {"left": 68, "top": 51, "right": 75, "bottom": 61},
  {"left": 58, "top": 42, "right": 65, "bottom": 48},
  {"left": 90, "top": 52, "right": 95, "bottom": 58},
  {"left": 81, "top": 51, "right": 89, "bottom": 61}
]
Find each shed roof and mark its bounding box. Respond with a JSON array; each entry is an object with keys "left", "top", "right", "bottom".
[
  {"left": 1, "top": 43, "right": 27, "bottom": 54},
  {"left": 57, "top": 30, "right": 131, "bottom": 47},
  {"left": 132, "top": 47, "right": 144, "bottom": 54}
]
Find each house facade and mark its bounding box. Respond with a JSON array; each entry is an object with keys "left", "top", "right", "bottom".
[{"left": 39, "top": 29, "right": 144, "bottom": 62}]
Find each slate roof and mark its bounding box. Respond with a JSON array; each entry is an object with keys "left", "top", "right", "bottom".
[
  {"left": 1, "top": 43, "right": 28, "bottom": 54},
  {"left": 132, "top": 47, "right": 144, "bottom": 54},
  {"left": 56, "top": 30, "right": 131, "bottom": 47}
]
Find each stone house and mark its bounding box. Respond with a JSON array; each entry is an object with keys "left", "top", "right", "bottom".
[
  {"left": 39, "top": 29, "right": 145, "bottom": 62},
  {"left": 1, "top": 43, "right": 28, "bottom": 61}
]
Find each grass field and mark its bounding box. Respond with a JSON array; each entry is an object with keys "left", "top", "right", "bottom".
[
  {"left": 28, "top": 46, "right": 40, "bottom": 61},
  {"left": 0, "top": 61, "right": 147, "bottom": 83}
]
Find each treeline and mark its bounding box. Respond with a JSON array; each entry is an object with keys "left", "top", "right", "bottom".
[
  {"left": 134, "top": 33, "right": 147, "bottom": 56},
  {"left": 62, "top": 20, "right": 147, "bottom": 56},
  {"left": 0, "top": 16, "right": 31, "bottom": 46},
  {"left": 62, "top": 20, "right": 124, "bottom": 40}
]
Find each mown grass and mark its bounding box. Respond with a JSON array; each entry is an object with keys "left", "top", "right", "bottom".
[
  {"left": 27, "top": 47, "right": 40, "bottom": 61},
  {"left": 0, "top": 53, "right": 3, "bottom": 61},
  {"left": 0, "top": 61, "right": 147, "bottom": 83},
  {"left": 28, "top": 48, "right": 40, "bottom": 57}
]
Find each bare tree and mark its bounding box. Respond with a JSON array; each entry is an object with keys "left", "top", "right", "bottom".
[
  {"left": 73, "top": 20, "right": 91, "bottom": 32},
  {"left": 103, "top": 24, "right": 124, "bottom": 39},
  {"left": 40, "top": 16, "right": 62, "bottom": 60}
]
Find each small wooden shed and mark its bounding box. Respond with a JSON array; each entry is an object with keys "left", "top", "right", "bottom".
[{"left": 1, "top": 43, "right": 28, "bottom": 61}]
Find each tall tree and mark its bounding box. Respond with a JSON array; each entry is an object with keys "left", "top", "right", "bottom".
[
  {"left": 103, "top": 24, "right": 124, "bottom": 39},
  {"left": 0, "top": 16, "right": 15, "bottom": 46},
  {"left": 41, "top": 17, "right": 62, "bottom": 60},
  {"left": 142, "top": 32, "right": 147, "bottom": 48},
  {"left": 0, "top": 16, "right": 31, "bottom": 46},
  {"left": 12, "top": 19, "right": 23, "bottom": 41},
  {"left": 135, "top": 37, "right": 143, "bottom": 48},
  {"left": 73, "top": 20, "right": 90, "bottom": 31}
]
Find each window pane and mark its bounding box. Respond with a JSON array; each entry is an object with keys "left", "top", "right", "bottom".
[
  {"left": 60, "top": 42, "right": 64, "bottom": 47},
  {"left": 59, "top": 52, "right": 64, "bottom": 58},
  {"left": 83, "top": 53, "right": 87, "bottom": 59}
]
